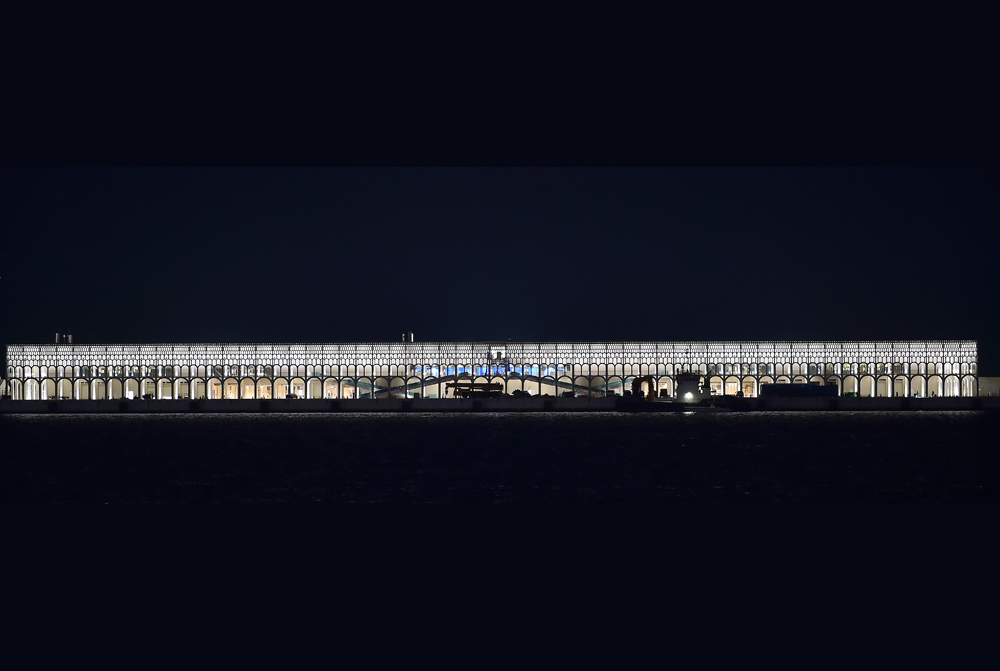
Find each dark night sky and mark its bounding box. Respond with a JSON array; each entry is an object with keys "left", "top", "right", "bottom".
[{"left": 2, "top": 167, "right": 997, "bottom": 372}]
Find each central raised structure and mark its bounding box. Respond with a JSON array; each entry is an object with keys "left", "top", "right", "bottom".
[{"left": 2, "top": 340, "right": 979, "bottom": 400}]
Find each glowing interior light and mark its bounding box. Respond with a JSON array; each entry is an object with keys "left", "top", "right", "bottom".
[{"left": 685, "top": 392, "right": 693, "bottom": 400}]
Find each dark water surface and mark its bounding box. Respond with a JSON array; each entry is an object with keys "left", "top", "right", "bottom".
[{"left": 2, "top": 411, "right": 998, "bottom": 502}]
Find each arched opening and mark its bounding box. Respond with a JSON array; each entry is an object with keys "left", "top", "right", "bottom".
[
  {"left": 207, "top": 378, "right": 223, "bottom": 400},
  {"left": 255, "top": 378, "right": 272, "bottom": 399},
  {"left": 109, "top": 379, "right": 123, "bottom": 400},
  {"left": 167, "top": 378, "right": 185, "bottom": 400},
  {"left": 944, "top": 375, "right": 960, "bottom": 397},
  {"left": 893, "top": 376, "right": 908, "bottom": 397},
  {"left": 962, "top": 375, "right": 976, "bottom": 397},
  {"left": 910, "top": 376, "right": 926, "bottom": 397},
  {"left": 323, "top": 378, "right": 338, "bottom": 399},
  {"left": 156, "top": 378, "right": 173, "bottom": 399},
  {"left": 221, "top": 377, "right": 238, "bottom": 399},
  {"left": 876, "top": 375, "right": 892, "bottom": 397},
  {"left": 422, "top": 375, "right": 438, "bottom": 399},
  {"left": 187, "top": 378, "right": 204, "bottom": 400},
  {"left": 383, "top": 376, "right": 403, "bottom": 398},
  {"left": 273, "top": 377, "right": 289, "bottom": 399},
  {"left": 708, "top": 375, "right": 723, "bottom": 396},
  {"left": 842, "top": 376, "right": 858, "bottom": 396},
  {"left": 506, "top": 377, "right": 523, "bottom": 395},
  {"left": 241, "top": 378, "right": 255, "bottom": 399},
  {"left": 123, "top": 378, "right": 138, "bottom": 400},
  {"left": 604, "top": 375, "right": 623, "bottom": 397},
  {"left": 741, "top": 377, "right": 757, "bottom": 398},
  {"left": 776, "top": 375, "right": 790, "bottom": 385},
  {"left": 25, "top": 379, "right": 40, "bottom": 400},
  {"left": 589, "top": 375, "right": 607, "bottom": 397},
  {"left": 10, "top": 379, "right": 23, "bottom": 400},
  {"left": 859, "top": 375, "right": 875, "bottom": 398},
  {"left": 41, "top": 379, "right": 56, "bottom": 400},
  {"left": 725, "top": 376, "right": 740, "bottom": 396},
  {"left": 372, "top": 377, "right": 388, "bottom": 399},
  {"left": 522, "top": 374, "right": 541, "bottom": 396},
  {"left": 92, "top": 379, "right": 107, "bottom": 400},
  {"left": 623, "top": 376, "right": 637, "bottom": 398},
  {"left": 290, "top": 377, "right": 306, "bottom": 399},
  {"left": 355, "top": 377, "right": 372, "bottom": 399},
  {"left": 58, "top": 378, "right": 72, "bottom": 399},
  {"left": 637, "top": 376, "right": 657, "bottom": 399},
  {"left": 927, "top": 375, "right": 943, "bottom": 397},
  {"left": 657, "top": 376, "right": 673, "bottom": 398},
  {"left": 405, "top": 376, "right": 422, "bottom": 398}
]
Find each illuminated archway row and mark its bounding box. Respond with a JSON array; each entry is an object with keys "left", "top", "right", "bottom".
[
  {"left": 5, "top": 372, "right": 981, "bottom": 401},
  {"left": 3, "top": 340, "right": 980, "bottom": 399}
]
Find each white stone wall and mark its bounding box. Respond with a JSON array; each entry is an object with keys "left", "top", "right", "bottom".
[{"left": 3, "top": 340, "right": 980, "bottom": 400}]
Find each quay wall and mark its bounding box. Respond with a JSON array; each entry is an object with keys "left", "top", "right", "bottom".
[{"left": 1, "top": 397, "right": 998, "bottom": 414}]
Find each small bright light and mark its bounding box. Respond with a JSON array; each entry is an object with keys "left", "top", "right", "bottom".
[{"left": 685, "top": 392, "right": 693, "bottom": 400}]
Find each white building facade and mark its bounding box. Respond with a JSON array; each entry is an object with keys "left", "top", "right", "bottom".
[{"left": 2, "top": 340, "right": 980, "bottom": 401}]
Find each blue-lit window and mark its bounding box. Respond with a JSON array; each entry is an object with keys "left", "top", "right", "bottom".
[
  {"left": 457, "top": 365, "right": 465, "bottom": 375},
  {"left": 431, "top": 367, "right": 439, "bottom": 377},
  {"left": 531, "top": 365, "right": 539, "bottom": 376},
  {"left": 498, "top": 366, "right": 506, "bottom": 375},
  {"left": 447, "top": 366, "right": 455, "bottom": 376},
  {"left": 514, "top": 365, "right": 522, "bottom": 375},
  {"left": 415, "top": 366, "right": 422, "bottom": 374}
]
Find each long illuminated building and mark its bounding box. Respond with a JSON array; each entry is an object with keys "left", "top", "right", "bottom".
[{"left": 1, "top": 340, "right": 980, "bottom": 400}]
